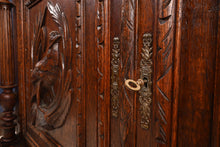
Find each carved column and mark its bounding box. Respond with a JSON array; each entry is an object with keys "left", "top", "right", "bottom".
[{"left": 0, "top": 0, "right": 17, "bottom": 142}]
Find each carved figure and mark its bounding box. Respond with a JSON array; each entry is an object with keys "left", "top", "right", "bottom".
[{"left": 30, "top": 1, "right": 73, "bottom": 130}]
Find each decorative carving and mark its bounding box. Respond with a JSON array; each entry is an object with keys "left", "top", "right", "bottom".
[
  {"left": 30, "top": 1, "right": 73, "bottom": 130},
  {"left": 111, "top": 37, "right": 120, "bottom": 118},
  {"left": 96, "top": 0, "right": 105, "bottom": 145},
  {"left": 139, "top": 33, "right": 153, "bottom": 129},
  {"left": 75, "top": 0, "right": 85, "bottom": 146},
  {"left": 25, "top": 0, "right": 41, "bottom": 8},
  {"left": 155, "top": 0, "right": 175, "bottom": 144},
  {"left": 0, "top": 1, "right": 17, "bottom": 142}
]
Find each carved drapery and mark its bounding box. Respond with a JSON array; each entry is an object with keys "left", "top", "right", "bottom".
[{"left": 30, "top": 1, "right": 73, "bottom": 130}]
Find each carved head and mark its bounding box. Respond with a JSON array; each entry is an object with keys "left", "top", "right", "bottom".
[{"left": 143, "top": 33, "right": 152, "bottom": 47}]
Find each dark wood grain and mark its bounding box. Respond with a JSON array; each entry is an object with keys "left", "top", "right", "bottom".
[
  {"left": 212, "top": 1, "right": 220, "bottom": 147},
  {"left": 16, "top": 0, "right": 26, "bottom": 136},
  {"left": 85, "top": 0, "right": 97, "bottom": 146},
  {"left": 178, "top": 0, "right": 219, "bottom": 146},
  {"left": 110, "top": 0, "right": 122, "bottom": 146},
  {"left": 171, "top": 0, "right": 183, "bottom": 146}
]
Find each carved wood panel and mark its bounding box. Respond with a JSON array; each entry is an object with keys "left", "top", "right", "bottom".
[
  {"left": 17, "top": 0, "right": 78, "bottom": 146},
  {"left": 16, "top": 0, "right": 187, "bottom": 146},
  {"left": 155, "top": 0, "right": 176, "bottom": 145},
  {"left": 30, "top": 1, "right": 73, "bottom": 130}
]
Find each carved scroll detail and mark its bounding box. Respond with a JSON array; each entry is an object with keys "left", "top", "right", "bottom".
[
  {"left": 111, "top": 37, "right": 120, "bottom": 118},
  {"left": 139, "top": 33, "right": 153, "bottom": 129},
  {"left": 30, "top": 2, "right": 73, "bottom": 130}
]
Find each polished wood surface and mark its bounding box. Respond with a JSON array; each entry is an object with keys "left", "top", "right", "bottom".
[
  {"left": 0, "top": 0, "right": 17, "bottom": 143},
  {"left": 7, "top": 0, "right": 220, "bottom": 146},
  {"left": 178, "top": 0, "right": 219, "bottom": 146}
]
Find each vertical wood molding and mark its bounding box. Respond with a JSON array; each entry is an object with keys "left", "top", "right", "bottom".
[
  {"left": 16, "top": 0, "right": 27, "bottom": 136},
  {"left": 212, "top": 2, "right": 220, "bottom": 146},
  {"left": 171, "top": 0, "right": 183, "bottom": 146},
  {"left": 103, "top": 0, "right": 111, "bottom": 146},
  {"left": 75, "top": 0, "right": 85, "bottom": 146},
  {"left": 120, "top": 0, "right": 136, "bottom": 145},
  {"left": 95, "top": 0, "right": 105, "bottom": 146},
  {"left": 0, "top": 1, "right": 15, "bottom": 86},
  {"left": 0, "top": 0, "right": 17, "bottom": 142},
  {"left": 155, "top": 0, "right": 176, "bottom": 145},
  {"left": 85, "top": 0, "right": 98, "bottom": 145},
  {"left": 96, "top": 0, "right": 111, "bottom": 145},
  {"left": 110, "top": 0, "right": 123, "bottom": 146}
]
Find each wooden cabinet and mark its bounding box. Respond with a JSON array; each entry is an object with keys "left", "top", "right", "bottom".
[{"left": 0, "top": 0, "right": 219, "bottom": 146}]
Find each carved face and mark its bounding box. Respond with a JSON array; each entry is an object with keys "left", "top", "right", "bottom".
[{"left": 143, "top": 34, "right": 152, "bottom": 47}]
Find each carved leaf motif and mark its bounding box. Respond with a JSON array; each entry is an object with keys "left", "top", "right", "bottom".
[
  {"left": 139, "top": 33, "right": 153, "bottom": 130},
  {"left": 156, "top": 0, "right": 175, "bottom": 144},
  {"left": 30, "top": 1, "right": 73, "bottom": 130},
  {"left": 111, "top": 37, "right": 120, "bottom": 118}
]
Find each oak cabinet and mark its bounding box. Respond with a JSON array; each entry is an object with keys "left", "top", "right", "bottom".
[{"left": 0, "top": 0, "right": 219, "bottom": 146}]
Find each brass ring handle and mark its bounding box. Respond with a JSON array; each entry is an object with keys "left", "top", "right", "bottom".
[{"left": 125, "top": 79, "right": 144, "bottom": 91}]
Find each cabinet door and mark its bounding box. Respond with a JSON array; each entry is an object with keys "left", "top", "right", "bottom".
[
  {"left": 16, "top": 0, "right": 180, "bottom": 146},
  {"left": 17, "top": 0, "right": 112, "bottom": 146},
  {"left": 17, "top": 0, "right": 82, "bottom": 146},
  {"left": 110, "top": 0, "right": 179, "bottom": 146}
]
